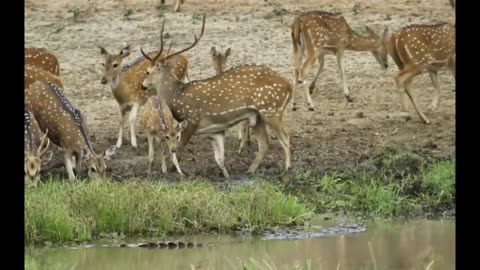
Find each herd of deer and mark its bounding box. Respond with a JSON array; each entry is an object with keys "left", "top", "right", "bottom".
[{"left": 24, "top": 3, "right": 455, "bottom": 186}]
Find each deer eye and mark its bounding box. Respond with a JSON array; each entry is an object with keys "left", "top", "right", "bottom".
[
  {"left": 90, "top": 167, "right": 97, "bottom": 173},
  {"left": 146, "top": 71, "right": 150, "bottom": 75},
  {"left": 165, "top": 135, "right": 170, "bottom": 140},
  {"left": 113, "top": 64, "right": 118, "bottom": 68},
  {"left": 101, "top": 63, "right": 105, "bottom": 67},
  {"left": 176, "top": 135, "right": 180, "bottom": 140}
]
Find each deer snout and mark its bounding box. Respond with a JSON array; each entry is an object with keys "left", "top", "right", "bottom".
[
  {"left": 101, "top": 77, "right": 108, "bottom": 85},
  {"left": 384, "top": 63, "right": 388, "bottom": 69},
  {"left": 171, "top": 148, "right": 177, "bottom": 153},
  {"left": 141, "top": 85, "right": 148, "bottom": 91}
]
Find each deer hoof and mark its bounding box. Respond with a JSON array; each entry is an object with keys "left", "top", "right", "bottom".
[
  {"left": 308, "top": 107, "right": 315, "bottom": 111},
  {"left": 345, "top": 95, "right": 354, "bottom": 103}
]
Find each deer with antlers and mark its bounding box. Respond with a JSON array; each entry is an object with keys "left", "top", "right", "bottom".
[
  {"left": 24, "top": 109, "right": 53, "bottom": 187},
  {"left": 98, "top": 36, "right": 188, "bottom": 148},
  {"left": 25, "top": 47, "right": 60, "bottom": 75},
  {"left": 139, "top": 95, "right": 188, "bottom": 175},
  {"left": 25, "top": 65, "right": 64, "bottom": 90},
  {"left": 141, "top": 16, "right": 292, "bottom": 178},
  {"left": 25, "top": 81, "right": 117, "bottom": 180},
  {"left": 386, "top": 23, "right": 455, "bottom": 124},
  {"left": 211, "top": 46, "right": 251, "bottom": 154},
  {"left": 291, "top": 11, "right": 389, "bottom": 110}
]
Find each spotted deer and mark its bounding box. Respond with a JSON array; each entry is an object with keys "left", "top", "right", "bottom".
[
  {"left": 98, "top": 37, "right": 188, "bottom": 148},
  {"left": 386, "top": 23, "right": 455, "bottom": 124},
  {"left": 25, "top": 47, "right": 60, "bottom": 75},
  {"left": 25, "top": 81, "right": 117, "bottom": 180},
  {"left": 291, "top": 11, "right": 388, "bottom": 110},
  {"left": 25, "top": 65, "right": 64, "bottom": 90},
  {"left": 139, "top": 95, "right": 188, "bottom": 175},
  {"left": 211, "top": 46, "right": 250, "bottom": 154},
  {"left": 24, "top": 109, "right": 53, "bottom": 186},
  {"left": 141, "top": 15, "right": 292, "bottom": 178}
]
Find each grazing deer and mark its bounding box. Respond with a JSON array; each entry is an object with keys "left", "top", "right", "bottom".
[
  {"left": 25, "top": 47, "right": 60, "bottom": 75},
  {"left": 386, "top": 23, "right": 455, "bottom": 124},
  {"left": 291, "top": 11, "right": 388, "bottom": 110},
  {"left": 139, "top": 95, "right": 188, "bottom": 175},
  {"left": 25, "top": 81, "right": 117, "bottom": 180},
  {"left": 211, "top": 46, "right": 250, "bottom": 154},
  {"left": 98, "top": 37, "right": 188, "bottom": 148},
  {"left": 24, "top": 109, "right": 53, "bottom": 186},
  {"left": 25, "top": 65, "right": 64, "bottom": 90},
  {"left": 141, "top": 16, "right": 292, "bottom": 178}
]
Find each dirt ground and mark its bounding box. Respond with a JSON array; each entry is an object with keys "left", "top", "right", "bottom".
[{"left": 25, "top": 0, "right": 456, "bottom": 181}]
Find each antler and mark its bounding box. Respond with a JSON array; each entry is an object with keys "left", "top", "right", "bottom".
[
  {"left": 141, "top": 18, "right": 167, "bottom": 63},
  {"left": 37, "top": 129, "right": 50, "bottom": 156},
  {"left": 161, "top": 14, "right": 206, "bottom": 62}
]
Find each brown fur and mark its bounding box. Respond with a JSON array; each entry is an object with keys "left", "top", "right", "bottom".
[
  {"left": 387, "top": 23, "right": 455, "bottom": 124},
  {"left": 25, "top": 47, "right": 60, "bottom": 75},
  {"left": 25, "top": 81, "right": 116, "bottom": 180},
  {"left": 290, "top": 11, "right": 388, "bottom": 110},
  {"left": 25, "top": 65, "right": 64, "bottom": 91},
  {"left": 98, "top": 45, "right": 188, "bottom": 148}
]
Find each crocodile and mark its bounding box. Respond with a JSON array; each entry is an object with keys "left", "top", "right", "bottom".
[{"left": 68, "top": 241, "right": 214, "bottom": 249}]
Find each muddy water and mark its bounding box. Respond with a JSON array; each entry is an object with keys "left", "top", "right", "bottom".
[{"left": 25, "top": 219, "right": 455, "bottom": 270}]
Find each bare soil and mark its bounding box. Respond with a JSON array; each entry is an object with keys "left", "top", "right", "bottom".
[{"left": 25, "top": 0, "right": 456, "bottom": 181}]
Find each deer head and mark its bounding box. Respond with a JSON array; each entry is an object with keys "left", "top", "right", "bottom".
[
  {"left": 365, "top": 25, "right": 389, "bottom": 69},
  {"left": 98, "top": 45, "right": 132, "bottom": 86},
  {"left": 210, "top": 47, "right": 231, "bottom": 75},
  {"left": 141, "top": 15, "right": 206, "bottom": 98},
  {"left": 24, "top": 131, "right": 53, "bottom": 184},
  {"left": 164, "top": 120, "right": 188, "bottom": 154},
  {"left": 83, "top": 145, "right": 117, "bottom": 179}
]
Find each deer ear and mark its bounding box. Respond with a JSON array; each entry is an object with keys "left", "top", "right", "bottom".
[
  {"left": 42, "top": 151, "right": 54, "bottom": 165},
  {"left": 98, "top": 46, "right": 109, "bottom": 56},
  {"left": 210, "top": 47, "right": 217, "bottom": 57},
  {"left": 120, "top": 45, "right": 131, "bottom": 58},
  {"left": 103, "top": 145, "right": 117, "bottom": 160},
  {"left": 225, "top": 48, "right": 231, "bottom": 57},
  {"left": 177, "top": 120, "right": 188, "bottom": 131}
]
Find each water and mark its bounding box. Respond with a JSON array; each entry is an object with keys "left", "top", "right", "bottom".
[{"left": 25, "top": 219, "right": 455, "bottom": 270}]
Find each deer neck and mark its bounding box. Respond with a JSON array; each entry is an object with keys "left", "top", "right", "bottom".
[
  {"left": 347, "top": 34, "right": 380, "bottom": 51},
  {"left": 108, "top": 72, "right": 125, "bottom": 90},
  {"left": 156, "top": 75, "right": 185, "bottom": 107}
]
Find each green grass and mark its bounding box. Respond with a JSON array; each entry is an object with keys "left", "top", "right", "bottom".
[
  {"left": 25, "top": 180, "right": 312, "bottom": 245},
  {"left": 25, "top": 158, "right": 455, "bottom": 245},
  {"left": 282, "top": 160, "right": 455, "bottom": 218}
]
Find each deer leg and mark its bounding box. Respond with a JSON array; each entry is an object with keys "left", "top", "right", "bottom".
[
  {"left": 159, "top": 141, "right": 168, "bottom": 174},
  {"left": 209, "top": 133, "right": 229, "bottom": 178},
  {"left": 309, "top": 54, "right": 325, "bottom": 95},
  {"left": 171, "top": 150, "right": 184, "bottom": 176},
  {"left": 292, "top": 41, "right": 303, "bottom": 111},
  {"left": 397, "top": 70, "right": 430, "bottom": 124},
  {"left": 147, "top": 134, "right": 154, "bottom": 175},
  {"left": 169, "top": 122, "right": 196, "bottom": 172},
  {"left": 237, "top": 121, "right": 250, "bottom": 154},
  {"left": 116, "top": 107, "right": 128, "bottom": 148},
  {"left": 263, "top": 116, "right": 291, "bottom": 170},
  {"left": 448, "top": 56, "right": 456, "bottom": 80},
  {"left": 335, "top": 49, "right": 353, "bottom": 102},
  {"left": 427, "top": 71, "right": 440, "bottom": 111},
  {"left": 74, "top": 151, "right": 82, "bottom": 179},
  {"left": 299, "top": 49, "right": 322, "bottom": 111},
  {"left": 247, "top": 118, "right": 269, "bottom": 174},
  {"left": 174, "top": 0, "right": 181, "bottom": 12},
  {"left": 64, "top": 151, "right": 76, "bottom": 181},
  {"left": 129, "top": 103, "right": 139, "bottom": 148}
]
